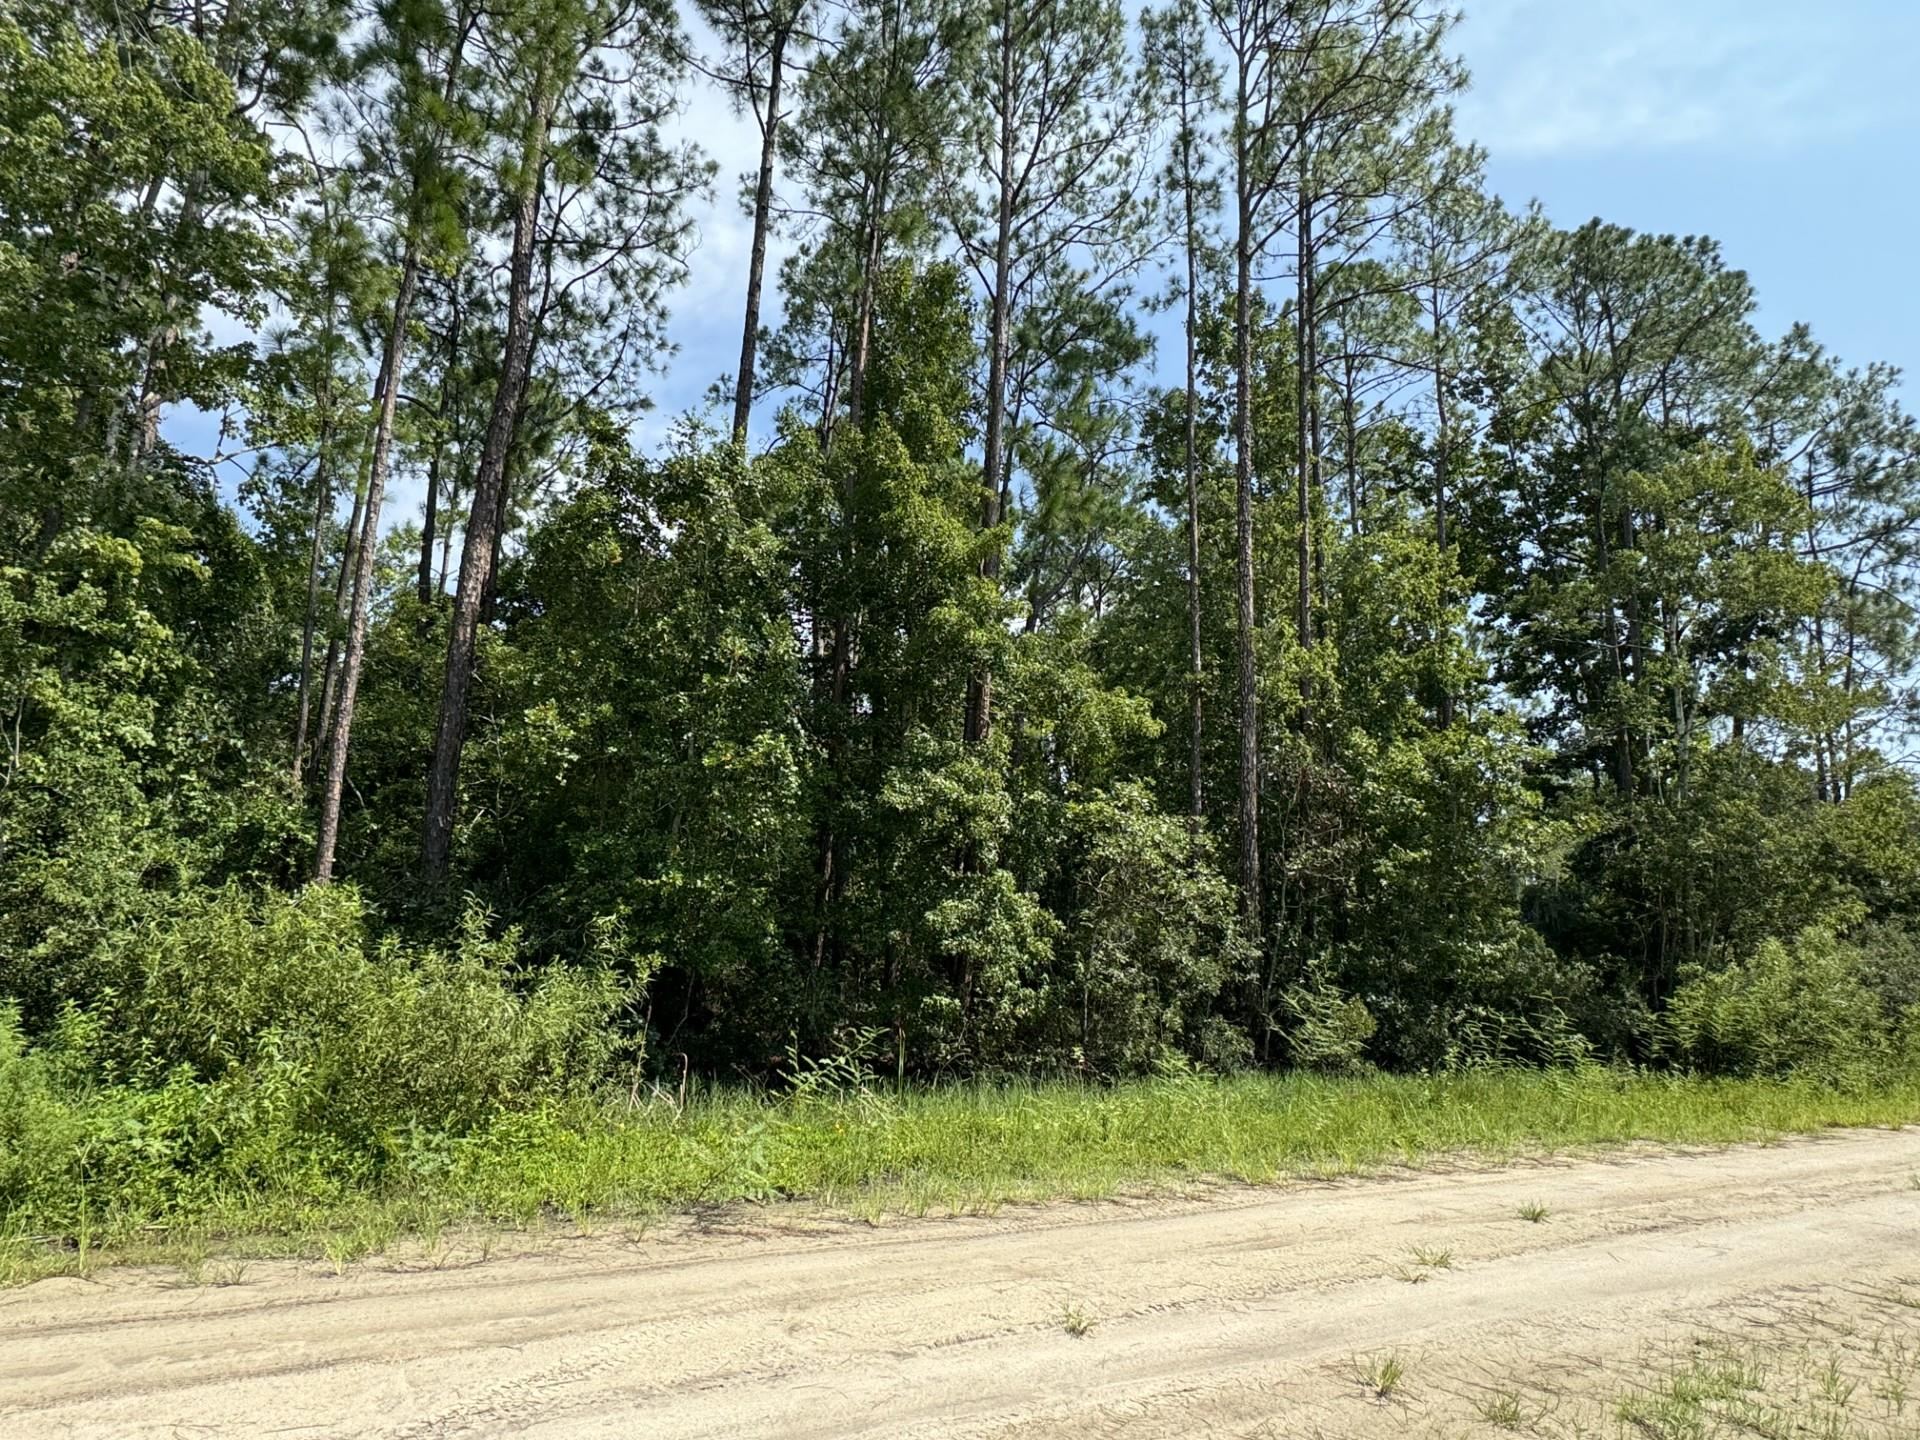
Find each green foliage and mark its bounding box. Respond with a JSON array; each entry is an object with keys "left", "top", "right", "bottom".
[
  {"left": 6, "top": 1061, "right": 1918, "bottom": 1269},
  {"left": 0, "top": 886, "right": 624, "bottom": 1237},
  {"left": 1046, "top": 784, "right": 1251, "bottom": 1073},
  {"left": 4, "top": 0, "right": 1920, "bottom": 1259},
  {"left": 107, "top": 886, "right": 625, "bottom": 1137},
  {"left": 1666, "top": 929, "right": 1899, "bottom": 1087},
  {"left": 1282, "top": 968, "right": 1378, "bottom": 1075}
]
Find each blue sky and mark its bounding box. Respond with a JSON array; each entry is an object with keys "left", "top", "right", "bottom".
[
  {"left": 191, "top": 1, "right": 1920, "bottom": 522},
  {"left": 641, "top": 0, "right": 1920, "bottom": 447},
  {"left": 1451, "top": 0, "right": 1920, "bottom": 397}
]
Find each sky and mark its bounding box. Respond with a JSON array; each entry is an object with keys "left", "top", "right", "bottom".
[
  {"left": 1451, "top": 0, "right": 1920, "bottom": 390},
  {"left": 637, "top": 0, "right": 1920, "bottom": 448},
  {"left": 189, "top": 0, "right": 1920, "bottom": 523}
]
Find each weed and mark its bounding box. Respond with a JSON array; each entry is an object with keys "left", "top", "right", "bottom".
[
  {"left": 1476, "top": 1390, "right": 1526, "bottom": 1428},
  {"left": 1060, "top": 1302, "right": 1096, "bottom": 1338},
  {"left": 1354, "top": 1351, "right": 1406, "bottom": 1401},
  {"left": 321, "top": 1234, "right": 358, "bottom": 1278},
  {"left": 1517, "top": 1201, "right": 1550, "bottom": 1223},
  {"left": 9, "top": 1069, "right": 1920, "bottom": 1282},
  {"left": 1409, "top": 1244, "right": 1453, "bottom": 1270},
  {"left": 1875, "top": 1374, "right": 1907, "bottom": 1415}
]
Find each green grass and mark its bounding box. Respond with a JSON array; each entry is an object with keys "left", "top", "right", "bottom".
[
  {"left": 1609, "top": 1331, "right": 1919, "bottom": 1440},
  {"left": 5, "top": 1067, "right": 1919, "bottom": 1285},
  {"left": 1355, "top": 1350, "right": 1408, "bottom": 1401},
  {"left": 1059, "top": 1301, "right": 1096, "bottom": 1337}
]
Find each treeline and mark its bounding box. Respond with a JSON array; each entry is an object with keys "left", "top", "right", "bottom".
[{"left": 4, "top": 0, "right": 1920, "bottom": 1095}]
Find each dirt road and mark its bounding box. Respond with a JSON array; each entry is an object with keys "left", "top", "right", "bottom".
[{"left": 5, "top": 1129, "right": 1919, "bottom": 1438}]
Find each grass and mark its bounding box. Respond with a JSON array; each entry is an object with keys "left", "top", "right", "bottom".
[
  {"left": 1355, "top": 1350, "right": 1408, "bottom": 1401},
  {"left": 1518, "top": 1200, "right": 1552, "bottom": 1223},
  {"left": 1059, "top": 1301, "right": 1096, "bottom": 1338},
  {"left": 4, "top": 1067, "right": 1919, "bottom": 1285},
  {"left": 1476, "top": 1389, "right": 1527, "bottom": 1428},
  {"left": 1609, "top": 1333, "right": 1918, "bottom": 1440}
]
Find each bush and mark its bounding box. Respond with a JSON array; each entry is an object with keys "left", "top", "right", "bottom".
[
  {"left": 1848, "top": 920, "right": 1920, "bottom": 1024},
  {"left": 105, "top": 884, "right": 628, "bottom": 1146},
  {"left": 0, "top": 1002, "right": 355, "bottom": 1234},
  {"left": 1665, "top": 929, "right": 1894, "bottom": 1086},
  {"left": 0, "top": 884, "right": 630, "bottom": 1234},
  {"left": 1282, "top": 968, "right": 1377, "bottom": 1074},
  {"left": 1044, "top": 785, "right": 1253, "bottom": 1074}
]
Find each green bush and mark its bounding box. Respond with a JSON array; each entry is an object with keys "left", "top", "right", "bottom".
[
  {"left": 0, "top": 885, "right": 629, "bottom": 1234},
  {"left": 107, "top": 886, "right": 624, "bottom": 1142},
  {"left": 106, "top": 885, "right": 628, "bottom": 1145},
  {"left": 1665, "top": 929, "right": 1895, "bottom": 1086},
  {"left": 1848, "top": 920, "right": 1920, "bottom": 1024},
  {"left": 1045, "top": 785, "right": 1253, "bottom": 1074},
  {"left": 0, "top": 1003, "right": 353, "bottom": 1234},
  {"left": 1282, "top": 968, "right": 1378, "bottom": 1074}
]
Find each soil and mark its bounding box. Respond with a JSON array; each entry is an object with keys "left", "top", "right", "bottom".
[{"left": 5, "top": 1128, "right": 1919, "bottom": 1437}]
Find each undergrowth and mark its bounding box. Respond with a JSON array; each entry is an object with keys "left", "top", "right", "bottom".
[{"left": 4, "top": 1062, "right": 1918, "bottom": 1286}]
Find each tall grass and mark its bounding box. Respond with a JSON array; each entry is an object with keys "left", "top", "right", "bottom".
[{"left": 6, "top": 1066, "right": 1915, "bottom": 1284}]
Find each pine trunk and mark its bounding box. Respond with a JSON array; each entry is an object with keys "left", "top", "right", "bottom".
[
  {"left": 313, "top": 245, "right": 421, "bottom": 882},
  {"left": 422, "top": 75, "right": 553, "bottom": 878},
  {"left": 732, "top": 26, "right": 787, "bottom": 444},
  {"left": 1233, "top": 120, "right": 1261, "bottom": 934}
]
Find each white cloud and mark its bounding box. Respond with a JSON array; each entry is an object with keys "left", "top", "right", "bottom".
[
  {"left": 1455, "top": 0, "right": 1917, "bottom": 157},
  {"left": 633, "top": 19, "right": 803, "bottom": 449}
]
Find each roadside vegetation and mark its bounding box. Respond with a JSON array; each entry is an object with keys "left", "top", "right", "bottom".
[
  {"left": 5, "top": 899, "right": 1918, "bottom": 1284},
  {"left": 7, "top": 0, "right": 1920, "bottom": 1286},
  {"left": 1492, "top": 1295, "right": 1920, "bottom": 1439}
]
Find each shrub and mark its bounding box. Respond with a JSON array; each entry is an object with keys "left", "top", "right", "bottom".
[
  {"left": 1282, "top": 968, "right": 1377, "bottom": 1074},
  {"left": 101, "top": 884, "right": 627, "bottom": 1148},
  {"left": 0, "top": 1001, "right": 363, "bottom": 1234},
  {"left": 0, "top": 886, "right": 629, "bottom": 1234},
  {"left": 1848, "top": 920, "right": 1920, "bottom": 1023},
  {"left": 1665, "top": 929, "right": 1893, "bottom": 1086},
  {"left": 1045, "top": 785, "right": 1253, "bottom": 1074}
]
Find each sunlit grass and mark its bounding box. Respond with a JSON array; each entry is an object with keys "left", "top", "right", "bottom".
[{"left": 5, "top": 1067, "right": 1917, "bottom": 1285}]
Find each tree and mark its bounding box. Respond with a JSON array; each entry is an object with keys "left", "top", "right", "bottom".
[
  {"left": 1207, "top": 0, "right": 1291, "bottom": 930},
  {"left": 942, "top": 0, "right": 1147, "bottom": 745},
  {"left": 421, "top": 0, "right": 708, "bottom": 878},
  {"left": 1144, "top": 0, "right": 1221, "bottom": 822},
  {"left": 314, "top": 0, "right": 481, "bottom": 882},
  {"left": 771, "top": 0, "right": 970, "bottom": 440},
  {"left": 695, "top": 0, "right": 815, "bottom": 442}
]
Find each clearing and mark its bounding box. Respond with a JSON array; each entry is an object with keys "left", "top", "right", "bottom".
[{"left": 4, "top": 1128, "right": 1919, "bottom": 1438}]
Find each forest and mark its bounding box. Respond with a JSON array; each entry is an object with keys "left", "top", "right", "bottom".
[{"left": 4, "top": 0, "right": 1920, "bottom": 1244}]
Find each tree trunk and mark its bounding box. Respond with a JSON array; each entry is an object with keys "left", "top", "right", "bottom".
[
  {"left": 842, "top": 173, "right": 889, "bottom": 434},
  {"left": 419, "top": 444, "right": 443, "bottom": 605},
  {"left": 1183, "top": 131, "right": 1204, "bottom": 824},
  {"left": 291, "top": 443, "right": 333, "bottom": 785},
  {"left": 314, "top": 246, "right": 422, "bottom": 882},
  {"left": 315, "top": 443, "right": 370, "bottom": 762},
  {"left": 422, "top": 74, "right": 554, "bottom": 879},
  {"left": 964, "top": 7, "right": 1016, "bottom": 748},
  {"left": 1233, "top": 134, "right": 1261, "bottom": 934},
  {"left": 419, "top": 279, "right": 462, "bottom": 607},
  {"left": 732, "top": 24, "right": 788, "bottom": 444},
  {"left": 1431, "top": 283, "right": 1454, "bottom": 728},
  {"left": 1342, "top": 356, "right": 1359, "bottom": 536},
  {"left": 1294, "top": 148, "right": 1313, "bottom": 652},
  {"left": 318, "top": 16, "right": 473, "bottom": 878}
]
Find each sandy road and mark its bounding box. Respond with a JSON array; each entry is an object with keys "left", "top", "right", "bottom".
[{"left": 4, "top": 1129, "right": 1919, "bottom": 1438}]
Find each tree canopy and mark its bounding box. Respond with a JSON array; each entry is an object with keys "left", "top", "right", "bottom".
[{"left": 3, "top": 0, "right": 1918, "bottom": 1085}]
